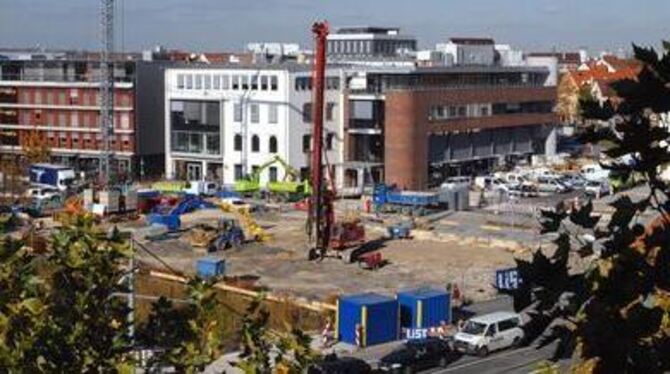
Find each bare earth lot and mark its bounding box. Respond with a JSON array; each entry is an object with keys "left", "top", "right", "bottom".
[{"left": 138, "top": 208, "right": 518, "bottom": 303}]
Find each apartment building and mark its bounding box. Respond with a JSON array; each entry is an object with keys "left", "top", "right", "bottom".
[
  {"left": 163, "top": 64, "right": 345, "bottom": 187},
  {"left": 0, "top": 55, "right": 167, "bottom": 178}
]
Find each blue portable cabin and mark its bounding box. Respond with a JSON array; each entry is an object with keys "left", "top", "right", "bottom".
[
  {"left": 397, "top": 287, "right": 451, "bottom": 329},
  {"left": 337, "top": 293, "right": 399, "bottom": 347},
  {"left": 196, "top": 257, "right": 226, "bottom": 278}
]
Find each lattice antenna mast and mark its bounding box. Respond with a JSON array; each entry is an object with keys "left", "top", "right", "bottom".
[{"left": 99, "top": 0, "right": 114, "bottom": 184}]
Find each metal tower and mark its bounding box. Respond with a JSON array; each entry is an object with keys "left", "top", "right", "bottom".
[{"left": 99, "top": 0, "right": 114, "bottom": 184}]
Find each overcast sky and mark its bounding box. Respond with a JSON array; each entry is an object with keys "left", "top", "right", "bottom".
[{"left": 1, "top": 0, "right": 667, "bottom": 54}]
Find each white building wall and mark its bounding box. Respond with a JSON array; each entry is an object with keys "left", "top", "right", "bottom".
[{"left": 164, "top": 67, "right": 346, "bottom": 189}]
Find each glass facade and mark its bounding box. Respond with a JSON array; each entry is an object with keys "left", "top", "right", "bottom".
[{"left": 170, "top": 100, "right": 221, "bottom": 155}]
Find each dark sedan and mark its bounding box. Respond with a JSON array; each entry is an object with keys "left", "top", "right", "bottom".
[{"left": 379, "top": 338, "right": 460, "bottom": 374}]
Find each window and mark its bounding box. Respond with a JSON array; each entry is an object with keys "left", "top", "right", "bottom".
[
  {"left": 121, "top": 113, "right": 130, "bottom": 129},
  {"left": 326, "top": 133, "right": 335, "bottom": 150},
  {"left": 213, "top": 75, "right": 221, "bottom": 89},
  {"left": 481, "top": 105, "right": 489, "bottom": 116},
  {"left": 302, "top": 103, "right": 312, "bottom": 123},
  {"left": 234, "top": 103, "right": 243, "bottom": 122},
  {"left": 268, "top": 104, "right": 278, "bottom": 124},
  {"left": 232, "top": 75, "right": 240, "bottom": 90},
  {"left": 269, "top": 136, "right": 278, "bottom": 153},
  {"left": 251, "top": 135, "right": 260, "bottom": 152},
  {"left": 260, "top": 76, "right": 269, "bottom": 90},
  {"left": 70, "top": 112, "right": 79, "bottom": 127},
  {"left": 177, "top": 74, "right": 185, "bottom": 89},
  {"left": 58, "top": 113, "right": 66, "bottom": 126},
  {"left": 185, "top": 74, "right": 193, "bottom": 89},
  {"left": 222, "top": 75, "right": 230, "bottom": 89},
  {"left": 234, "top": 164, "right": 243, "bottom": 180},
  {"left": 241, "top": 75, "right": 249, "bottom": 90},
  {"left": 251, "top": 75, "right": 258, "bottom": 90},
  {"left": 204, "top": 75, "right": 212, "bottom": 90},
  {"left": 250, "top": 104, "right": 259, "bottom": 123},
  {"left": 58, "top": 91, "right": 66, "bottom": 105},
  {"left": 302, "top": 134, "right": 311, "bottom": 153},
  {"left": 497, "top": 318, "right": 519, "bottom": 332},
  {"left": 195, "top": 74, "right": 203, "bottom": 89},
  {"left": 326, "top": 102, "right": 336, "bottom": 121},
  {"left": 234, "top": 134, "right": 242, "bottom": 151},
  {"left": 269, "top": 166, "right": 278, "bottom": 182},
  {"left": 458, "top": 106, "right": 467, "bottom": 117},
  {"left": 206, "top": 134, "right": 220, "bottom": 155},
  {"left": 270, "top": 76, "right": 278, "bottom": 90}
]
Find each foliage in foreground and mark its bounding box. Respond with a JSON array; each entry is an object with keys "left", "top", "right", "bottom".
[{"left": 507, "top": 42, "right": 670, "bottom": 373}]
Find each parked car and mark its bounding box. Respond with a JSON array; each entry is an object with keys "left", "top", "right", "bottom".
[
  {"left": 308, "top": 354, "right": 371, "bottom": 374},
  {"left": 453, "top": 311, "right": 524, "bottom": 357},
  {"left": 584, "top": 180, "right": 611, "bottom": 197},
  {"left": 441, "top": 176, "right": 471, "bottom": 190},
  {"left": 379, "top": 338, "right": 459, "bottom": 373},
  {"left": 559, "top": 174, "right": 586, "bottom": 189},
  {"left": 25, "top": 186, "right": 62, "bottom": 201},
  {"left": 535, "top": 176, "right": 569, "bottom": 194}
]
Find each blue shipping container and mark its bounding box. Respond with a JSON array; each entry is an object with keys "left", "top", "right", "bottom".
[
  {"left": 337, "top": 293, "right": 398, "bottom": 347},
  {"left": 397, "top": 287, "right": 451, "bottom": 329},
  {"left": 196, "top": 257, "right": 226, "bottom": 278}
]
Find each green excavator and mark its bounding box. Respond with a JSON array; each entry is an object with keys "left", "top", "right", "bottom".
[{"left": 234, "top": 155, "right": 311, "bottom": 200}]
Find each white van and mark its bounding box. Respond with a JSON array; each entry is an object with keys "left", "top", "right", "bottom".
[
  {"left": 182, "top": 181, "right": 219, "bottom": 196},
  {"left": 453, "top": 312, "right": 524, "bottom": 357},
  {"left": 581, "top": 164, "right": 610, "bottom": 182}
]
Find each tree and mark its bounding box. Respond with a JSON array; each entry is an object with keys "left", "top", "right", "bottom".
[
  {"left": 234, "top": 297, "right": 319, "bottom": 374},
  {"left": 0, "top": 215, "right": 133, "bottom": 372},
  {"left": 507, "top": 42, "right": 670, "bottom": 373},
  {"left": 23, "top": 127, "right": 51, "bottom": 166}
]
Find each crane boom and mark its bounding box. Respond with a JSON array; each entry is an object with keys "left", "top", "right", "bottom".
[
  {"left": 99, "top": 0, "right": 115, "bottom": 185},
  {"left": 309, "top": 21, "right": 329, "bottom": 251}
]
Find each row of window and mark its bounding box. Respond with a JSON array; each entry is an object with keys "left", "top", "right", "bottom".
[
  {"left": 294, "top": 76, "right": 341, "bottom": 91},
  {"left": 16, "top": 110, "right": 131, "bottom": 129},
  {"left": 233, "top": 102, "right": 279, "bottom": 124},
  {"left": 301, "top": 102, "right": 337, "bottom": 123},
  {"left": 429, "top": 103, "right": 492, "bottom": 121},
  {"left": 15, "top": 89, "right": 132, "bottom": 107},
  {"left": 428, "top": 101, "right": 554, "bottom": 121},
  {"left": 176, "top": 73, "right": 279, "bottom": 92},
  {"left": 233, "top": 134, "right": 278, "bottom": 153},
  {"left": 233, "top": 164, "right": 287, "bottom": 183}
]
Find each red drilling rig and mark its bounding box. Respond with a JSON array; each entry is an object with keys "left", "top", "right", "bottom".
[{"left": 307, "top": 21, "right": 366, "bottom": 263}]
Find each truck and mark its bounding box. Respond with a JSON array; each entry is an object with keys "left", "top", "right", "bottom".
[
  {"left": 29, "top": 164, "right": 76, "bottom": 191},
  {"left": 373, "top": 184, "right": 469, "bottom": 215}
]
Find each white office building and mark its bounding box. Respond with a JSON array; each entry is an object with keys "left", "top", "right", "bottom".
[{"left": 164, "top": 64, "right": 345, "bottom": 188}]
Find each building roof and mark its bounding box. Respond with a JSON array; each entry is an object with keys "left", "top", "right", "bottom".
[
  {"left": 397, "top": 287, "right": 448, "bottom": 299},
  {"left": 340, "top": 292, "right": 395, "bottom": 305},
  {"left": 449, "top": 37, "right": 495, "bottom": 46},
  {"left": 335, "top": 26, "right": 401, "bottom": 35},
  {"left": 528, "top": 52, "right": 581, "bottom": 65}
]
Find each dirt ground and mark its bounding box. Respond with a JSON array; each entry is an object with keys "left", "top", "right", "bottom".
[{"left": 137, "top": 208, "right": 518, "bottom": 303}]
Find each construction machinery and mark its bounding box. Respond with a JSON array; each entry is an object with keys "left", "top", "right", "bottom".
[
  {"left": 234, "top": 155, "right": 311, "bottom": 199},
  {"left": 186, "top": 218, "right": 245, "bottom": 252},
  {"left": 219, "top": 201, "right": 270, "bottom": 242},
  {"left": 307, "top": 22, "right": 366, "bottom": 263}
]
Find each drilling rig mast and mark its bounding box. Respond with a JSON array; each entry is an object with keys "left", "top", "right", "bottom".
[{"left": 99, "top": 0, "right": 115, "bottom": 185}]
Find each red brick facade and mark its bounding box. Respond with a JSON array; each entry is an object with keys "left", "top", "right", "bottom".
[{"left": 384, "top": 86, "right": 557, "bottom": 190}]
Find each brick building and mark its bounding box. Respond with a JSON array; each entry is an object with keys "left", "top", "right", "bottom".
[
  {"left": 343, "top": 65, "right": 558, "bottom": 190},
  {"left": 0, "top": 56, "right": 167, "bottom": 178}
]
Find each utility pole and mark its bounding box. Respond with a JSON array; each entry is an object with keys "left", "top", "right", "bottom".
[{"left": 99, "top": 0, "right": 115, "bottom": 185}]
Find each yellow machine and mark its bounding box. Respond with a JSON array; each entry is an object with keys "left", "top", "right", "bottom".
[{"left": 219, "top": 201, "right": 271, "bottom": 242}]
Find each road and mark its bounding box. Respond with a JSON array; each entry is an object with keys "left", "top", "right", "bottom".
[{"left": 428, "top": 343, "right": 558, "bottom": 374}]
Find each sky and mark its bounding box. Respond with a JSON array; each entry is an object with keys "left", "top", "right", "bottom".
[{"left": 0, "top": 0, "right": 668, "bottom": 54}]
